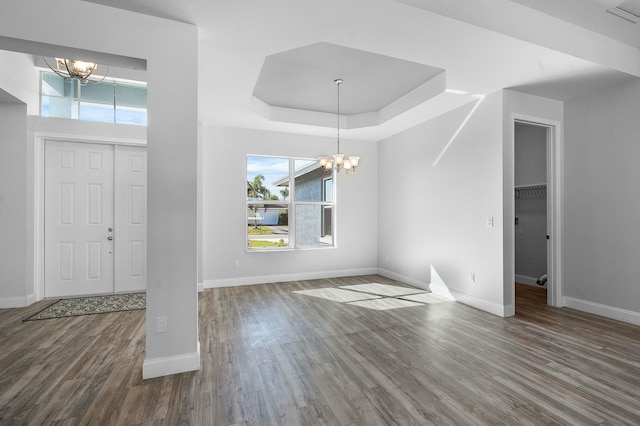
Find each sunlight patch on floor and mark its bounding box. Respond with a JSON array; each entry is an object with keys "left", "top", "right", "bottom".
[
  {"left": 292, "top": 288, "right": 381, "bottom": 303},
  {"left": 292, "top": 282, "right": 454, "bottom": 310},
  {"left": 347, "top": 298, "right": 424, "bottom": 310}
]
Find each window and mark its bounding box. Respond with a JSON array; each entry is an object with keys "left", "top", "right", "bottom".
[
  {"left": 247, "top": 155, "right": 334, "bottom": 250},
  {"left": 40, "top": 71, "right": 147, "bottom": 125}
]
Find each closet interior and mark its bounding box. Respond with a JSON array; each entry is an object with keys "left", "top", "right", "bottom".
[{"left": 514, "top": 122, "right": 548, "bottom": 294}]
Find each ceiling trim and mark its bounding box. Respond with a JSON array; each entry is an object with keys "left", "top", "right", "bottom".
[{"left": 251, "top": 70, "right": 446, "bottom": 129}]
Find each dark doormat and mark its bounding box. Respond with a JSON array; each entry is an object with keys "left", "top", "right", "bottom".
[{"left": 24, "top": 292, "right": 146, "bottom": 321}]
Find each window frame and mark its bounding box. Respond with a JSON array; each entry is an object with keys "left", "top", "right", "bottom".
[
  {"left": 321, "top": 176, "right": 333, "bottom": 239},
  {"left": 246, "top": 154, "right": 336, "bottom": 252}
]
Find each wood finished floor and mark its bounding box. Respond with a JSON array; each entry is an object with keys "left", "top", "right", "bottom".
[{"left": 2, "top": 276, "right": 640, "bottom": 425}]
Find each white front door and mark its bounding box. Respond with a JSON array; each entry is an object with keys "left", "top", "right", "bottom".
[
  {"left": 44, "top": 141, "right": 147, "bottom": 297},
  {"left": 114, "top": 145, "right": 147, "bottom": 293},
  {"left": 45, "top": 141, "right": 115, "bottom": 297}
]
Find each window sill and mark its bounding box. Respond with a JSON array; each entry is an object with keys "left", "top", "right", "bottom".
[{"left": 246, "top": 245, "right": 335, "bottom": 253}]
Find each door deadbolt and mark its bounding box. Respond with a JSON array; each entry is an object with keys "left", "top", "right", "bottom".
[{"left": 108, "top": 227, "right": 113, "bottom": 232}]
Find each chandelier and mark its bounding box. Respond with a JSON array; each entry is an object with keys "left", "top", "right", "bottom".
[
  {"left": 43, "top": 57, "right": 108, "bottom": 85},
  {"left": 318, "top": 79, "right": 360, "bottom": 173}
]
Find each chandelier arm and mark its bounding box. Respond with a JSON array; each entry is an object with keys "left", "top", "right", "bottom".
[
  {"left": 66, "top": 59, "right": 96, "bottom": 81},
  {"left": 84, "top": 66, "right": 109, "bottom": 85},
  {"left": 42, "top": 57, "right": 69, "bottom": 80},
  {"left": 63, "top": 60, "right": 76, "bottom": 79},
  {"left": 51, "top": 69, "right": 69, "bottom": 80},
  {"left": 42, "top": 57, "right": 109, "bottom": 85},
  {"left": 86, "top": 65, "right": 96, "bottom": 80}
]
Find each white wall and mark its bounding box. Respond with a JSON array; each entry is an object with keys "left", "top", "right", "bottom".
[
  {"left": 378, "top": 92, "right": 507, "bottom": 315},
  {"left": 377, "top": 90, "right": 563, "bottom": 317},
  {"left": 515, "top": 124, "right": 547, "bottom": 185},
  {"left": 1, "top": 0, "right": 199, "bottom": 378},
  {"left": 515, "top": 123, "right": 547, "bottom": 284},
  {"left": 0, "top": 98, "right": 29, "bottom": 307},
  {"left": 31, "top": 116, "right": 147, "bottom": 142},
  {"left": 0, "top": 50, "right": 37, "bottom": 308},
  {"left": 0, "top": 50, "right": 39, "bottom": 115},
  {"left": 564, "top": 79, "right": 640, "bottom": 324},
  {"left": 202, "top": 126, "right": 378, "bottom": 286}
]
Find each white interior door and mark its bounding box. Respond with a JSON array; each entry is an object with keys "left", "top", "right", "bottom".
[
  {"left": 45, "top": 141, "right": 115, "bottom": 297},
  {"left": 114, "top": 145, "right": 147, "bottom": 292}
]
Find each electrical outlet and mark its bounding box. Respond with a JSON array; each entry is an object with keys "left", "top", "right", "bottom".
[
  {"left": 469, "top": 272, "right": 476, "bottom": 283},
  {"left": 156, "top": 316, "right": 167, "bottom": 333},
  {"left": 233, "top": 259, "right": 239, "bottom": 268},
  {"left": 487, "top": 217, "right": 494, "bottom": 228}
]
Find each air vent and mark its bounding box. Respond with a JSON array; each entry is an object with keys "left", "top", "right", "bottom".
[{"left": 607, "top": 0, "right": 640, "bottom": 23}]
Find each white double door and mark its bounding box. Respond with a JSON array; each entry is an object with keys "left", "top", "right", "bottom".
[{"left": 45, "top": 141, "right": 147, "bottom": 298}]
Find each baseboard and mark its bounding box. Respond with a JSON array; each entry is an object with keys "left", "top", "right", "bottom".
[
  {"left": 564, "top": 297, "right": 640, "bottom": 327},
  {"left": 503, "top": 304, "right": 516, "bottom": 317},
  {"left": 448, "top": 289, "right": 512, "bottom": 317},
  {"left": 515, "top": 274, "right": 537, "bottom": 286},
  {"left": 378, "top": 268, "right": 511, "bottom": 317},
  {"left": 203, "top": 267, "right": 378, "bottom": 289},
  {"left": 516, "top": 274, "right": 547, "bottom": 289},
  {"left": 197, "top": 281, "right": 204, "bottom": 293},
  {"left": 26, "top": 292, "right": 37, "bottom": 306},
  {"left": 142, "top": 341, "right": 200, "bottom": 379},
  {"left": 0, "top": 292, "right": 38, "bottom": 308}
]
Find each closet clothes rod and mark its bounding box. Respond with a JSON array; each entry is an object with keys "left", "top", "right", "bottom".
[{"left": 515, "top": 183, "right": 546, "bottom": 199}]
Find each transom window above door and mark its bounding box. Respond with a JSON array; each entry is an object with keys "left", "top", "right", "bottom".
[{"left": 40, "top": 71, "right": 147, "bottom": 125}]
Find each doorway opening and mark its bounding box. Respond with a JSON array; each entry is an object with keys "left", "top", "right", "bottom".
[
  {"left": 514, "top": 121, "right": 548, "bottom": 307},
  {"left": 512, "top": 118, "right": 562, "bottom": 310}
]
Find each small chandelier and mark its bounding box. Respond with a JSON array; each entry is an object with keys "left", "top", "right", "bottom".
[
  {"left": 43, "top": 57, "right": 108, "bottom": 85},
  {"left": 318, "top": 79, "right": 360, "bottom": 173}
]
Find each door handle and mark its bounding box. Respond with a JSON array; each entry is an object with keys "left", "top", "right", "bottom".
[{"left": 107, "top": 236, "right": 113, "bottom": 241}]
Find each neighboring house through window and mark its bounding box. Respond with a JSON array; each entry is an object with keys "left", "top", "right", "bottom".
[{"left": 247, "top": 155, "right": 334, "bottom": 250}]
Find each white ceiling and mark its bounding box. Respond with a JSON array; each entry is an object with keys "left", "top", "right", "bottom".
[
  {"left": 510, "top": 0, "right": 640, "bottom": 49},
  {"left": 253, "top": 42, "right": 444, "bottom": 116},
  {"left": 81, "top": 0, "right": 640, "bottom": 141},
  {"left": 251, "top": 42, "right": 448, "bottom": 129}
]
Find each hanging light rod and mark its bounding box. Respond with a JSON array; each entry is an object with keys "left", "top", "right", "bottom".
[
  {"left": 318, "top": 78, "right": 360, "bottom": 173},
  {"left": 43, "top": 57, "right": 108, "bottom": 85}
]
